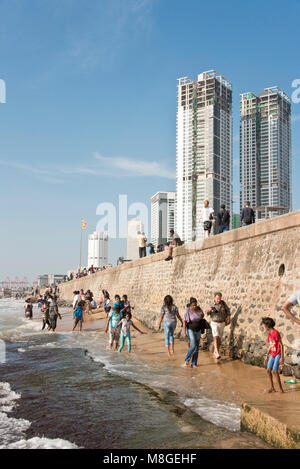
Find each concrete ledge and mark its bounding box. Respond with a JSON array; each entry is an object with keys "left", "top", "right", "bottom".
[
  {"left": 66, "top": 208, "right": 300, "bottom": 283},
  {"left": 241, "top": 403, "right": 300, "bottom": 449}
]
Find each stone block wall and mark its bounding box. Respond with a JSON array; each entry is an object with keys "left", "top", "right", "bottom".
[{"left": 59, "top": 210, "right": 300, "bottom": 375}]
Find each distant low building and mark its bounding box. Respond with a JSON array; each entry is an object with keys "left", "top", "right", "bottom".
[{"left": 37, "top": 274, "right": 64, "bottom": 287}]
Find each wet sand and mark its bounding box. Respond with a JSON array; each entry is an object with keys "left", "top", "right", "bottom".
[{"left": 55, "top": 308, "right": 300, "bottom": 447}]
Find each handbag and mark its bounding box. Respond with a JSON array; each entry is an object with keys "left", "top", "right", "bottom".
[{"left": 187, "top": 311, "right": 206, "bottom": 333}]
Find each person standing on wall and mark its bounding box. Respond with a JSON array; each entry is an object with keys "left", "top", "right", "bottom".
[
  {"left": 282, "top": 291, "right": 300, "bottom": 325},
  {"left": 217, "top": 204, "right": 230, "bottom": 234},
  {"left": 241, "top": 201, "right": 255, "bottom": 226},
  {"left": 137, "top": 231, "right": 147, "bottom": 258},
  {"left": 200, "top": 200, "right": 215, "bottom": 238}
]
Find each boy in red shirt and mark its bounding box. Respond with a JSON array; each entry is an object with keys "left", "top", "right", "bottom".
[{"left": 261, "top": 317, "right": 284, "bottom": 393}]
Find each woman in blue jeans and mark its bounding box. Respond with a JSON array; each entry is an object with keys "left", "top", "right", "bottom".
[
  {"left": 158, "top": 295, "right": 183, "bottom": 356},
  {"left": 183, "top": 298, "right": 204, "bottom": 368}
]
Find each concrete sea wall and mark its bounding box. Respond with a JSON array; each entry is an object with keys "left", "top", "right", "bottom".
[{"left": 59, "top": 209, "right": 300, "bottom": 376}]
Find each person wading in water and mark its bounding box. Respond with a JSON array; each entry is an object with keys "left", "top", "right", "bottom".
[
  {"left": 24, "top": 299, "right": 33, "bottom": 319},
  {"left": 158, "top": 295, "right": 183, "bottom": 356},
  {"left": 183, "top": 298, "right": 205, "bottom": 368},
  {"left": 48, "top": 295, "right": 62, "bottom": 332}
]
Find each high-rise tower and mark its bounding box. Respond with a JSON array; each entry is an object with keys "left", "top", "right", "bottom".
[
  {"left": 176, "top": 70, "right": 232, "bottom": 242},
  {"left": 240, "top": 87, "right": 291, "bottom": 219}
]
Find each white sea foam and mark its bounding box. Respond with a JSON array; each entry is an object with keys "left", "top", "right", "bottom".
[
  {"left": 0, "top": 380, "right": 78, "bottom": 449},
  {"left": 0, "top": 411, "right": 32, "bottom": 447},
  {"left": 182, "top": 397, "right": 241, "bottom": 432},
  {"left": 3, "top": 437, "right": 78, "bottom": 449}
]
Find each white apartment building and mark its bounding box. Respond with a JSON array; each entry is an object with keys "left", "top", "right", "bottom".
[
  {"left": 176, "top": 70, "right": 233, "bottom": 242},
  {"left": 151, "top": 191, "right": 175, "bottom": 248},
  {"left": 87, "top": 231, "right": 108, "bottom": 268},
  {"left": 240, "top": 87, "right": 291, "bottom": 219},
  {"left": 126, "top": 218, "right": 144, "bottom": 260}
]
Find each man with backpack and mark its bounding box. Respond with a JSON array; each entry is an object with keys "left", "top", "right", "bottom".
[{"left": 241, "top": 201, "right": 255, "bottom": 226}]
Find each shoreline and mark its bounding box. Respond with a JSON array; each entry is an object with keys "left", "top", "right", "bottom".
[{"left": 53, "top": 307, "right": 300, "bottom": 449}]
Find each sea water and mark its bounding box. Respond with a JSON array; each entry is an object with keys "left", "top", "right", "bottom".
[{"left": 0, "top": 299, "right": 269, "bottom": 449}]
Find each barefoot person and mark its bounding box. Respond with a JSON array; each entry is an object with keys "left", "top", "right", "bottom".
[
  {"left": 158, "top": 295, "right": 183, "bottom": 356},
  {"left": 24, "top": 299, "right": 33, "bottom": 319},
  {"left": 117, "top": 312, "right": 145, "bottom": 353},
  {"left": 207, "top": 292, "right": 230, "bottom": 359},
  {"left": 73, "top": 300, "right": 85, "bottom": 332},
  {"left": 105, "top": 304, "right": 122, "bottom": 350},
  {"left": 120, "top": 295, "right": 131, "bottom": 316},
  {"left": 48, "top": 295, "right": 62, "bottom": 331},
  {"left": 261, "top": 317, "right": 284, "bottom": 393},
  {"left": 183, "top": 298, "right": 204, "bottom": 368},
  {"left": 41, "top": 298, "right": 50, "bottom": 330}
]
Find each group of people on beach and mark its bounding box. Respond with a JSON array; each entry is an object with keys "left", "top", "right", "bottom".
[
  {"left": 72, "top": 290, "right": 144, "bottom": 352},
  {"left": 158, "top": 293, "right": 230, "bottom": 365},
  {"left": 25, "top": 279, "right": 300, "bottom": 394},
  {"left": 71, "top": 287, "right": 290, "bottom": 393},
  {"left": 38, "top": 293, "right": 62, "bottom": 331},
  {"left": 158, "top": 293, "right": 288, "bottom": 393}
]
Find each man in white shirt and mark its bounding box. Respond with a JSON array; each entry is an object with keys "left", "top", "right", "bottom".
[
  {"left": 200, "top": 200, "right": 214, "bottom": 238},
  {"left": 72, "top": 290, "right": 80, "bottom": 310},
  {"left": 137, "top": 231, "right": 147, "bottom": 258},
  {"left": 282, "top": 291, "right": 300, "bottom": 325}
]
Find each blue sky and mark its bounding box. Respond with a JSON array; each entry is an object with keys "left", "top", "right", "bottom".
[{"left": 1, "top": 0, "right": 300, "bottom": 281}]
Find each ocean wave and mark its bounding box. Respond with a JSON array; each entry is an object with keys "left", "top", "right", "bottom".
[
  {"left": 84, "top": 348, "right": 242, "bottom": 432},
  {"left": 0, "top": 381, "right": 78, "bottom": 449},
  {"left": 3, "top": 437, "right": 78, "bottom": 449},
  {"left": 181, "top": 397, "right": 241, "bottom": 432}
]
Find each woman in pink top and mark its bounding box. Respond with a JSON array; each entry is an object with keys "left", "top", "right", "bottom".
[{"left": 183, "top": 298, "right": 205, "bottom": 368}]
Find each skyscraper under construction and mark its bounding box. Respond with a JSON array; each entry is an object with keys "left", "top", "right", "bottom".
[
  {"left": 176, "top": 70, "right": 232, "bottom": 242},
  {"left": 240, "top": 87, "right": 291, "bottom": 219}
]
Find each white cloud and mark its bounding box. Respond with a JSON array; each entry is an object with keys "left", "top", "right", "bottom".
[
  {"left": 0, "top": 149, "right": 175, "bottom": 183},
  {"left": 0, "top": 160, "right": 64, "bottom": 184},
  {"left": 94, "top": 152, "right": 175, "bottom": 179},
  {"left": 0, "top": 160, "right": 51, "bottom": 175},
  {"left": 58, "top": 166, "right": 101, "bottom": 176}
]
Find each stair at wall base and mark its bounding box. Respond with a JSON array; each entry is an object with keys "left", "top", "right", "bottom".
[{"left": 241, "top": 402, "right": 300, "bottom": 449}]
